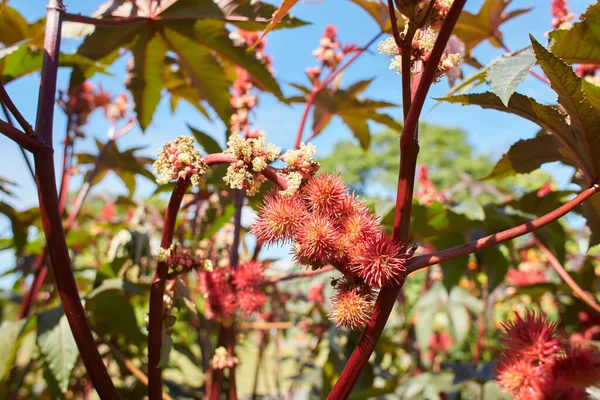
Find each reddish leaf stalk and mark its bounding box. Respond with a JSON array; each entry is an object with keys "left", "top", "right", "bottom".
[
  {"left": 31, "top": 1, "right": 121, "bottom": 397},
  {"left": 17, "top": 248, "right": 47, "bottom": 319},
  {"left": 0, "top": 120, "right": 41, "bottom": 153},
  {"left": 293, "top": 31, "right": 384, "bottom": 149},
  {"left": 0, "top": 81, "right": 34, "bottom": 135},
  {"left": 0, "top": 101, "right": 35, "bottom": 180},
  {"left": 328, "top": 2, "right": 467, "bottom": 398},
  {"left": 407, "top": 185, "right": 599, "bottom": 273},
  {"left": 148, "top": 177, "right": 191, "bottom": 400},
  {"left": 269, "top": 265, "right": 335, "bottom": 283},
  {"left": 533, "top": 234, "right": 600, "bottom": 314}
]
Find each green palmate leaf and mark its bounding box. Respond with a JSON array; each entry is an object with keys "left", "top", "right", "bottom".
[
  {"left": 126, "top": 27, "right": 168, "bottom": 129},
  {"left": 85, "top": 279, "right": 142, "bottom": 344},
  {"left": 487, "top": 47, "right": 535, "bottom": 106},
  {"left": 582, "top": 79, "right": 600, "bottom": 112},
  {"left": 582, "top": 195, "right": 600, "bottom": 248},
  {"left": 292, "top": 80, "right": 402, "bottom": 149},
  {"left": 549, "top": 3, "right": 600, "bottom": 64},
  {"left": 37, "top": 307, "right": 78, "bottom": 393},
  {"left": 0, "top": 42, "right": 109, "bottom": 84},
  {"left": 188, "top": 124, "right": 223, "bottom": 154},
  {"left": 76, "top": 140, "right": 155, "bottom": 196},
  {"left": 0, "top": 203, "right": 38, "bottom": 255},
  {"left": 160, "top": 26, "right": 232, "bottom": 126},
  {"left": 531, "top": 36, "right": 600, "bottom": 181},
  {"left": 439, "top": 92, "right": 592, "bottom": 179},
  {"left": 454, "top": 0, "right": 530, "bottom": 52},
  {"left": 0, "top": 4, "right": 45, "bottom": 48},
  {"left": 252, "top": 0, "right": 299, "bottom": 46},
  {"left": 349, "top": 0, "right": 401, "bottom": 34},
  {"left": 75, "top": 1, "right": 293, "bottom": 129},
  {"left": 0, "top": 319, "right": 27, "bottom": 382},
  {"left": 486, "top": 135, "right": 573, "bottom": 179},
  {"left": 447, "top": 302, "right": 470, "bottom": 346}
]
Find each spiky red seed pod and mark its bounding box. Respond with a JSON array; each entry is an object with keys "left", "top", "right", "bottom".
[
  {"left": 496, "top": 355, "right": 538, "bottom": 397},
  {"left": 500, "top": 311, "right": 562, "bottom": 362},
  {"left": 548, "top": 344, "right": 600, "bottom": 388},
  {"left": 205, "top": 288, "right": 237, "bottom": 321},
  {"left": 232, "top": 261, "right": 265, "bottom": 289},
  {"left": 294, "top": 213, "right": 341, "bottom": 264},
  {"left": 350, "top": 234, "right": 407, "bottom": 288},
  {"left": 238, "top": 288, "right": 267, "bottom": 316},
  {"left": 302, "top": 173, "right": 348, "bottom": 215},
  {"left": 328, "top": 285, "right": 373, "bottom": 330},
  {"left": 339, "top": 209, "right": 382, "bottom": 259},
  {"left": 529, "top": 375, "right": 589, "bottom": 400},
  {"left": 251, "top": 192, "right": 307, "bottom": 244}
]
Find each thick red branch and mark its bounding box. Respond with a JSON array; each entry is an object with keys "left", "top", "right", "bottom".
[
  {"left": 148, "top": 178, "right": 190, "bottom": 400},
  {"left": 31, "top": 1, "right": 120, "bottom": 397},
  {"left": 328, "top": 2, "right": 467, "bottom": 398},
  {"left": 407, "top": 185, "right": 599, "bottom": 273}
]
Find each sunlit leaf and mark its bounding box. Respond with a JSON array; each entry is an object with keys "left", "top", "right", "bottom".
[
  {"left": 549, "top": 3, "right": 600, "bottom": 64},
  {"left": 37, "top": 307, "right": 78, "bottom": 393}
]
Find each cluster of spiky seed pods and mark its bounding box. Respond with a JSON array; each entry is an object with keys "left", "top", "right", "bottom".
[
  {"left": 252, "top": 172, "right": 408, "bottom": 329},
  {"left": 496, "top": 311, "right": 600, "bottom": 399}
]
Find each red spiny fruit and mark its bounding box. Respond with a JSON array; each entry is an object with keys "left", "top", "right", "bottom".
[
  {"left": 205, "top": 287, "right": 237, "bottom": 321},
  {"left": 339, "top": 209, "right": 382, "bottom": 258},
  {"left": 350, "top": 234, "right": 407, "bottom": 288},
  {"left": 529, "top": 376, "right": 589, "bottom": 400},
  {"left": 496, "top": 355, "right": 538, "bottom": 397},
  {"left": 500, "top": 311, "right": 562, "bottom": 362},
  {"left": 233, "top": 261, "right": 265, "bottom": 289},
  {"left": 238, "top": 288, "right": 267, "bottom": 315},
  {"left": 328, "top": 284, "right": 373, "bottom": 330},
  {"left": 548, "top": 344, "right": 600, "bottom": 388},
  {"left": 294, "top": 213, "right": 341, "bottom": 264},
  {"left": 302, "top": 173, "right": 348, "bottom": 215},
  {"left": 251, "top": 192, "right": 306, "bottom": 245}
]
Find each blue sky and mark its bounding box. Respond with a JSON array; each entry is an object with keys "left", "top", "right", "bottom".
[{"left": 0, "top": 0, "right": 594, "bottom": 284}]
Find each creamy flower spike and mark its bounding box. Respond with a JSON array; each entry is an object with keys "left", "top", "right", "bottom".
[
  {"left": 279, "top": 142, "right": 320, "bottom": 197},
  {"left": 154, "top": 136, "right": 207, "bottom": 187},
  {"left": 223, "top": 133, "right": 281, "bottom": 196}
]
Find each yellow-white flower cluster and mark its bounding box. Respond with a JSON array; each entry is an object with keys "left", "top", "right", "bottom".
[
  {"left": 279, "top": 142, "right": 320, "bottom": 197},
  {"left": 153, "top": 136, "right": 207, "bottom": 187},
  {"left": 223, "top": 133, "right": 281, "bottom": 196}
]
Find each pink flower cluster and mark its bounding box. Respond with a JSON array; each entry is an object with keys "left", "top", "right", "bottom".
[
  {"left": 551, "top": 0, "right": 575, "bottom": 29},
  {"left": 305, "top": 25, "right": 359, "bottom": 83},
  {"left": 63, "top": 81, "right": 129, "bottom": 126},
  {"left": 496, "top": 311, "right": 600, "bottom": 399},
  {"left": 415, "top": 164, "right": 449, "bottom": 205},
  {"left": 252, "top": 173, "right": 408, "bottom": 329},
  {"left": 199, "top": 261, "right": 267, "bottom": 321},
  {"left": 230, "top": 29, "right": 273, "bottom": 136}
]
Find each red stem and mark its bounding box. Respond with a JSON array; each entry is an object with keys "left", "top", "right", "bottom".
[
  {"left": 30, "top": 2, "right": 120, "bottom": 397},
  {"left": 328, "top": 2, "right": 467, "bottom": 398},
  {"left": 269, "top": 265, "right": 335, "bottom": 283},
  {"left": 407, "top": 185, "right": 599, "bottom": 273},
  {"left": 17, "top": 249, "right": 48, "bottom": 319},
  {"left": 147, "top": 178, "right": 191, "bottom": 400},
  {"left": 533, "top": 234, "right": 600, "bottom": 314}
]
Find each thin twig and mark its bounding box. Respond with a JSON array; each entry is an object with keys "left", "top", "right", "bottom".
[
  {"left": 533, "top": 235, "right": 600, "bottom": 314},
  {"left": 0, "top": 120, "right": 41, "bottom": 152},
  {"left": 269, "top": 265, "right": 335, "bottom": 283},
  {"left": 0, "top": 82, "right": 34, "bottom": 135},
  {"left": 0, "top": 101, "right": 35, "bottom": 181},
  {"left": 407, "top": 185, "right": 599, "bottom": 273}
]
